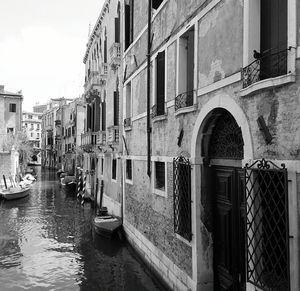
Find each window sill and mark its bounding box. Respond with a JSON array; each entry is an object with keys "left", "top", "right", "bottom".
[
  {"left": 240, "top": 73, "right": 296, "bottom": 97},
  {"left": 152, "top": 114, "right": 167, "bottom": 123},
  {"left": 124, "top": 125, "right": 132, "bottom": 132},
  {"left": 112, "top": 178, "right": 117, "bottom": 183},
  {"left": 174, "top": 104, "right": 198, "bottom": 117},
  {"left": 175, "top": 233, "right": 192, "bottom": 246},
  {"left": 125, "top": 178, "right": 133, "bottom": 185},
  {"left": 153, "top": 188, "right": 167, "bottom": 198}
]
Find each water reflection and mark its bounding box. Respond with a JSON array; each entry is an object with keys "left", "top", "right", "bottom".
[{"left": 0, "top": 168, "right": 163, "bottom": 291}]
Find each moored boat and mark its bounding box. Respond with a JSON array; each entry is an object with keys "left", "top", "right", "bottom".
[
  {"left": 93, "top": 216, "right": 122, "bottom": 239},
  {"left": 60, "top": 175, "right": 77, "bottom": 192},
  {"left": 0, "top": 186, "right": 30, "bottom": 200}
]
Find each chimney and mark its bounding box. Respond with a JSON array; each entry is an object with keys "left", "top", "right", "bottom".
[{"left": 0, "top": 85, "right": 4, "bottom": 93}]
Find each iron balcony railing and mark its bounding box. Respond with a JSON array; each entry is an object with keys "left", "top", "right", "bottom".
[
  {"left": 81, "top": 131, "right": 106, "bottom": 146},
  {"left": 124, "top": 117, "right": 131, "bottom": 128},
  {"left": 242, "top": 47, "right": 290, "bottom": 88},
  {"left": 95, "top": 130, "right": 106, "bottom": 146},
  {"left": 151, "top": 103, "right": 165, "bottom": 118},
  {"left": 109, "top": 43, "right": 121, "bottom": 69},
  {"left": 107, "top": 125, "right": 119, "bottom": 144},
  {"left": 175, "top": 90, "right": 194, "bottom": 111},
  {"left": 55, "top": 120, "right": 61, "bottom": 126},
  {"left": 84, "top": 70, "right": 99, "bottom": 90}
]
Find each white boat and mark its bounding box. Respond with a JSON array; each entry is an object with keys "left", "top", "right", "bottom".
[{"left": 0, "top": 186, "right": 30, "bottom": 200}]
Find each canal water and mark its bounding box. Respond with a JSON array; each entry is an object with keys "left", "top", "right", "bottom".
[{"left": 0, "top": 168, "right": 164, "bottom": 291}]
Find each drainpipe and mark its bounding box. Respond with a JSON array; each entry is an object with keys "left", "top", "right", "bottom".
[{"left": 146, "top": 0, "right": 151, "bottom": 177}]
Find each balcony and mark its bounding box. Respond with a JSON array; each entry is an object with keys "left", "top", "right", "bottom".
[
  {"left": 107, "top": 126, "right": 119, "bottom": 144},
  {"left": 151, "top": 103, "right": 165, "bottom": 119},
  {"left": 242, "top": 47, "right": 290, "bottom": 89},
  {"left": 109, "top": 43, "right": 121, "bottom": 70},
  {"left": 81, "top": 131, "right": 106, "bottom": 148},
  {"left": 175, "top": 90, "right": 194, "bottom": 111},
  {"left": 84, "top": 70, "right": 102, "bottom": 92},
  {"left": 95, "top": 130, "right": 106, "bottom": 146}
]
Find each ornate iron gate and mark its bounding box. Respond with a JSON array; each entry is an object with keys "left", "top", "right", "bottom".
[
  {"left": 173, "top": 156, "right": 192, "bottom": 241},
  {"left": 245, "top": 159, "right": 290, "bottom": 291}
]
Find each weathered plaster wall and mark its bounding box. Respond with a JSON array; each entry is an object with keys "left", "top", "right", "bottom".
[
  {"left": 132, "top": 68, "right": 147, "bottom": 116},
  {"left": 297, "top": 1, "right": 300, "bottom": 46},
  {"left": 167, "top": 41, "right": 176, "bottom": 101},
  {"left": 198, "top": 0, "right": 243, "bottom": 88},
  {"left": 101, "top": 153, "right": 121, "bottom": 203},
  {"left": 124, "top": 0, "right": 210, "bottom": 81},
  {"left": 297, "top": 173, "right": 300, "bottom": 289},
  {"left": 125, "top": 160, "right": 193, "bottom": 276}
]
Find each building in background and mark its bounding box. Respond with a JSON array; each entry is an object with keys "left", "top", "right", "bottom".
[
  {"left": 33, "top": 103, "right": 47, "bottom": 114},
  {"left": 81, "top": 0, "right": 122, "bottom": 214},
  {"left": 0, "top": 85, "right": 23, "bottom": 184},
  {"left": 60, "top": 97, "right": 85, "bottom": 174},
  {"left": 41, "top": 97, "right": 72, "bottom": 169},
  {"left": 22, "top": 111, "right": 42, "bottom": 165}
]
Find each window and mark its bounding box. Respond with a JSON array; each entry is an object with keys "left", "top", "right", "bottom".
[
  {"left": 173, "top": 156, "right": 192, "bottom": 241},
  {"left": 154, "top": 161, "right": 165, "bottom": 191},
  {"left": 176, "top": 27, "right": 194, "bottom": 111},
  {"left": 101, "top": 158, "right": 104, "bottom": 175},
  {"left": 37, "top": 124, "right": 40, "bottom": 130},
  {"left": 124, "top": 0, "right": 134, "bottom": 50},
  {"left": 31, "top": 133, "right": 33, "bottom": 137},
  {"left": 25, "top": 123, "right": 28, "bottom": 127},
  {"left": 155, "top": 51, "right": 165, "bottom": 116},
  {"left": 31, "top": 123, "right": 34, "bottom": 130},
  {"left": 113, "top": 91, "right": 119, "bottom": 126},
  {"left": 124, "top": 82, "right": 132, "bottom": 127},
  {"left": 7, "top": 128, "right": 14, "bottom": 134},
  {"left": 112, "top": 158, "right": 117, "bottom": 180},
  {"left": 152, "top": 0, "right": 163, "bottom": 10},
  {"left": 242, "top": 0, "right": 289, "bottom": 88},
  {"left": 126, "top": 159, "right": 132, "bottom": 181},
  {"left": 28, "top": 115, "right": 33, "bottom": 119},
  {"left": 115, "top": 2, "right": 120, "bottom": 43},
  {"left": 37, "top": 133, "right": 39, "bottom": 138},
  {"left": 101, "top": 100, "right": 106, "bottom": 131},
  {"left": 9, "top": 103, "right": 16, "bottom": 112},
  {"left": 38, "top": 116, "right": 42, "bottom": 120}
]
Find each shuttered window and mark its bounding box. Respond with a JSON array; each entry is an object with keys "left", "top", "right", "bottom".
[{"left": 156, "top": 51, "right": 165, "bottom": 116}]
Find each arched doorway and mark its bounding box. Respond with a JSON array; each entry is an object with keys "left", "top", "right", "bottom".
[{"left": 201, "top": 108, "right": 245, "bottom": 291}]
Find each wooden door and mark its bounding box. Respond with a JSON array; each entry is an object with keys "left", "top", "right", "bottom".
[{"left": 212, "top": 166, "right": 245, "bottom": 291}]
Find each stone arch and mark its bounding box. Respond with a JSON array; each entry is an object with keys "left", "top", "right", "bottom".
[{"left": 191, "top": 94, "right": 253, "bottom": 160}]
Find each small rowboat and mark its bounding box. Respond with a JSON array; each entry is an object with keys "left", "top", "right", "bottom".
[
  {"left": 93, "top": 216, "right": 122, "bottom": 239},
  {"left": 0, "top": 186, "right": 30, "bottom": 200}
]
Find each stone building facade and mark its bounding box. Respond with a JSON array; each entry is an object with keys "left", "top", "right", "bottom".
[
  {"left": 0, "top": 85, "right": 23, "bottom": 185},
  {"left": 22, "top": 111, "right": 42, "bottom": 165},
  {"left": 82, "top": 0, "right": 123, "bottom": 213},
  {"left": 0, "top": 85, "right": 23, "bottom": 150},
  {"left": 60, "top": 98, "right": 85, "bottom": 174},
  {"left": 41, "top": 98, "right": 72, "bottom": 169},
  {"left": 120, "top": 0, "right": 300, "bottom": 291}
]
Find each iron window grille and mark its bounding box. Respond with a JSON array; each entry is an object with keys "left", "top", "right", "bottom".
[
  {"left": 245, "top": 159, "right": 290, "bottom": 291},
  {"left": 155, "top": 161, "right": 165, "bottom": 191},
  {"left": 126, "top": 159, "right": 132, "bottom": 180},
  {"left": 173, "top": 156, "right": 192, "bottom": 241}
]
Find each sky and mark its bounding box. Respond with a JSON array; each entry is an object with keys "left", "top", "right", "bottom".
[{"left": 0, "top": 0, "right": 105, "bottom": 111}]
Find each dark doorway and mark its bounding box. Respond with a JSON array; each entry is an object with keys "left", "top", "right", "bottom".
[{"left": 201, "top": 109, "right": 245, "bottom": 291}]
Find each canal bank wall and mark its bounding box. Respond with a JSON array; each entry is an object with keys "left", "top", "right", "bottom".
[{"left": 123, "top": 221, "right": 193, "bottom": 291}]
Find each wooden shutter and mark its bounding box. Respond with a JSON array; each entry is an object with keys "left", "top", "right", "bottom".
[
  {"left": 114, "top": 91, "right": 119, "bottom": 126},
  {"left": 156, "top": 51, "right": 165, "bottom": 115},
  {"left": 115, "top": 18, "right": 120, "bottom": 43}
]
